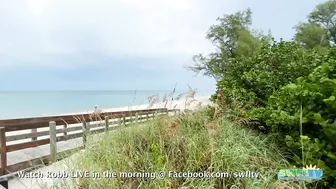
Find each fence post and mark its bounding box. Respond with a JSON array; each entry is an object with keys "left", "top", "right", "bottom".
[
  {"left": 123, "top": 115, "right": 126, "bottom": 126},
  {"left": 0, "top": 127, "right": 8, "bottom": 189},
  {"left": 49, "top": 121, "right": 57, "bottom": 163},
  {"left": 31, "top": 128, "right": 37, "bottom": 141},
  {"left": 63, "top": 124, "right": 68, "bottom": 140},
  {"left": 83, "top": 121, "right": 87, "bottom": 148},
  {"left": 135, "top": 113, "right": 138, "bottom": 124},
  {"left": 105, "top": 116, "right": 109, "bottom": 132},
  {"left": 146, "top": 113, "right": 149, "bottom": 121}
]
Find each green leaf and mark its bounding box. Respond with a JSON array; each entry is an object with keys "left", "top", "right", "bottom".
[
  {"left": 300, "top": 135, "right": 309, "bottom": 140},
  {"left": 286, "top": 83, "right": 298, "bottom": 89},
  {"left": 323, "top": 96, "right": 335, "bottom": 102},
  {"left": 327, "top": 152, "right": 336, "bottom": 160}
]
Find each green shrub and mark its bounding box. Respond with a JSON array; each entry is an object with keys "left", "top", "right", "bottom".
[
  {"left": 251, "top": 50, "right": 336, "bottom": 187},
  {"left": 213, "top": 40, "right": 324, "bottom": 110},
  {"left": 212, "top": 37, "right": 335, "bottom": 187}
]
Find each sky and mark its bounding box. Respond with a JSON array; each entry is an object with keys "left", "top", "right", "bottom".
[{"left": 0, "top": 0, "right": 327, "bottom": 91}]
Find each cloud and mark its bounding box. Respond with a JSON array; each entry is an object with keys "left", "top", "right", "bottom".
[
  {"left": 0, "top": 57, "right": 216, "bottom": 91},
  {"left": 0, "top": 0, "right": 324, "bottom": 92},
  {"left": 0, "top": 0, "right": 240, "bottom": 69}
]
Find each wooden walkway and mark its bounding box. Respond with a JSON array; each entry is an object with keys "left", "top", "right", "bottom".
[{"left": 0, "top": 108, "right": 178, "bottom": 189}]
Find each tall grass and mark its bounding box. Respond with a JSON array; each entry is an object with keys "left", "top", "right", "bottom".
[
  {"left": 9, "top": 86, "right": 313, "bottom": 189},
  {"left": 41, "top": 106, "right": 293, "bottom": 189}
]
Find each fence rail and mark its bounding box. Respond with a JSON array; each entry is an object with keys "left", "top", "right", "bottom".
[{"left": 0, "top": 108, "right": 179, "bottom": 188}]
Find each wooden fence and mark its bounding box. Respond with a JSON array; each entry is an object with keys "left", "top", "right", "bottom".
[{"left": 0, "top": 108, "right": 179, "bottom": 188}]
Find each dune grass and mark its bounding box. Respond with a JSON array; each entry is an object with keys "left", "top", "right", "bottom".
[{"left": 41, "top": 106, "right": 298, "bottom": 189}]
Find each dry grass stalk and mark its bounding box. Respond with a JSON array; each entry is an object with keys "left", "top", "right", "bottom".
[
  {"left": 147, "top": 94, "right": 159, "bottom": 109},
  {"left": 143, "top": 83, "right": 198, "bottom": 111},
  {"left": 204, "top": 121, "right": 219, "bottom": 138},
  {"left": 158, "top": 114, "right": 184, "bottom": 138},
  {"left": 213, "top": 89, "right": 224, "bottom": 120}
]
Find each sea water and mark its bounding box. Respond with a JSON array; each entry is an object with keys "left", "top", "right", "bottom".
[{"left": 0, "top": 90, "right": 214, "bottom": 119}]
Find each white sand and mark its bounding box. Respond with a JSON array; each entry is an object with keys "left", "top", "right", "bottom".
[{"left": 63, "top": 96, "right": 212, "bottom": 115}]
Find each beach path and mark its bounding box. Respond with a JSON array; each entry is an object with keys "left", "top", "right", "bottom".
[{"left": 3, "top": 96, "right": 212, "bottom": 189}]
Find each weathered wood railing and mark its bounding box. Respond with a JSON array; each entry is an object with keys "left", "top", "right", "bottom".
[{"left": 0, "top": 108, "right": 180, "bottom": 188}]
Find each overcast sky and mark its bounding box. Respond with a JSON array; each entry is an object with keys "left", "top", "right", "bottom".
[{"left": 0, "top": 0, "right": 326, "bottom": 91}]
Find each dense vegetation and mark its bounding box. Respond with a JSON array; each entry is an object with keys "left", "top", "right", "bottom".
[
  {"left": 188, "top": 0, "right": 336, "bottom": 188},
  {"left": 51, "top": 111, "right": 290, "bottom": 189}
]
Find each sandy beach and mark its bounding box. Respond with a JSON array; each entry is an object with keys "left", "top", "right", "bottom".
[
  {"left": 61, "top": 95, "right": 212, "bottom": 116},
  {"left": 5, "top": 96, "right": 211, "bottom": 137},
  {"left": 5, "top": 95, "right": 212, "bottom": 145}
]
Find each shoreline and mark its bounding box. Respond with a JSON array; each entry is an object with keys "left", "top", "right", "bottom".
[
  {"left": 71, "top": 96, "right": 211, "bottom": 115},
  {"left": 0, "top": 91, "right": 214, "bottom": 120},
  {"left": 1, "top": 96, "right": 212, "bottom": 120},
  {"left": 31, "top": 96, "right": 212, "bottom": 118},
  {"left": 5, "top": 96, "right": 212, "bottom": 141}
]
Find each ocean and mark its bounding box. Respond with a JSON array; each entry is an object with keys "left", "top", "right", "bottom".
[{"left": 0, "top": 90, "right": 214, "bottom": 119}]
